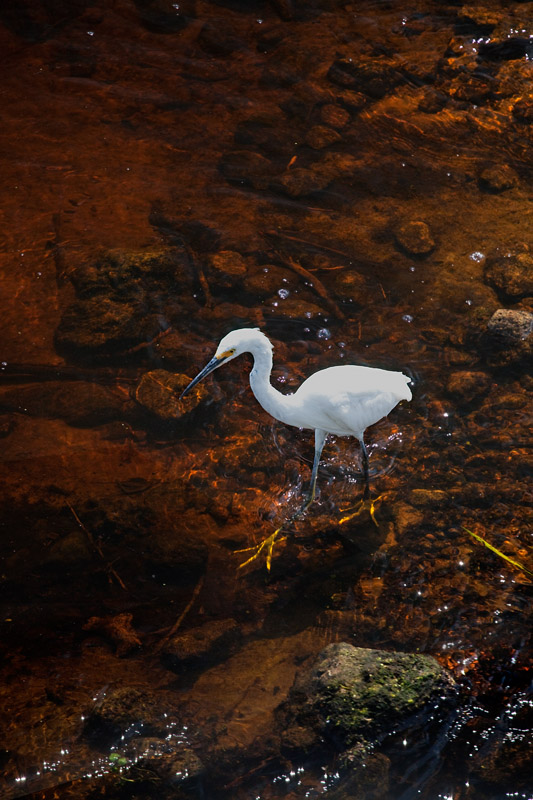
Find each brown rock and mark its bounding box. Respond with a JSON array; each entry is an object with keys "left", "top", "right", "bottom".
[
  {"left": 135, "top": 370, "right": 209, "bottom": 421},
  {"left": 319, "top": 104, "right": 351, "bottom": 129},
  {"left": 394, "top": 221, "right": 435, "bottom": 256},
  {"left": 446, "top": 370, "right": 492, "bottom": 403},
  {"left": 478, "top": 164, "right": 518, "bottom": 192},
  {"left": 484, "top": 248, "right": 533, "bottom": 300},
  {"left": 305, "top": 125, "right": 342, "bottom": 150},
  {"left": 161, "top": 618, "right": 241, "bottom": 671}
]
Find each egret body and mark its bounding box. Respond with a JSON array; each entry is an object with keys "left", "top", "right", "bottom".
[{"left": 181, "top": 328, "right": 412, "bottom": 566}]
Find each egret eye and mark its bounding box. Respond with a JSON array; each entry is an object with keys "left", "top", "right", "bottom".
[{"left": 218, "top": 348, "right": 236, "bottom": 360}]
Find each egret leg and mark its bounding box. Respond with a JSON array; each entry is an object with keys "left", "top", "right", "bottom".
[
  {"left": 339, "top": 438, "right": 384, "bottom": 527},
  {"left": 360, "top": 438, "right": 370, "bottom": 501},
  {"left": 237, "top": 429, "right": 327, "bottom": 570}
]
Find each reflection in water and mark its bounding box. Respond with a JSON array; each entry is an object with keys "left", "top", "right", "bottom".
[{"left": 0, "top": 0, "right": 532, "bottom": 798}]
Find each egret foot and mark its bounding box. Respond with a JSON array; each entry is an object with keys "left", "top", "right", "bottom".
[
  {"left": 236, "top": 528, "right": 287, "bottom": 571},
  {"left": 339, "top": 494, "right": 387, "bottom": 527}
]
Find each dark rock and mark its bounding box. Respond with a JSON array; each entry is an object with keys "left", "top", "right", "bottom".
[
  {"left": 319, "top": 103, "right": 351, "bottom": 129},
  {"left": 486, "top": 309, "right": 533, "bottom": 344},
  {"left": 56, "top": 249, "right": 190, "bottom": 357},
  {"left": 333, "top": 270, "right": 370, "bottom": 303},
  {"left": 275, "top": 152, "right": 359, "bottom": 198},
  {"left": 512, "top": 94, "right": 533, "bottom": 123},
  {"left": 84, "top": 687, "right": 166, "bottom": 744},
  {"left": 484, "top": 248, "right": 533, "bottom": 300},
  {"left": 83, "top": 613, "right": 142, "bottom": 656},
  {"left": 479, "top": 37, "right": 533, "bottom": 62},
  {"left": 279, "top": 643, "right": 457, "bottom": 752},
  {"left": 0, "top": 381, "right": 128, "bottom": 426},
  {"left": 327, "top": 59, "right": 401, "bottom": 99},
  {"left": 207, "top": 250, "right": 248, "bottom": 287},
  {"left": 218, "top": 149, "right": 274, "bottom": 187},
  {"left": 394, "top": 221, "right": 435, "bottom": 256},
  {"left": 470, "top": 700, "right": 533, "bottom": 791},
  {"left": 133, "top": 0, "right": 196, "bottom": 33},
  {"left": 161, "top": 618, "right": 241, "bottom": 671},
  {"left": 0, "top": 414, "right": 15, "bottom": 437},
  {"left": 56, "top": 295, "right": 161, "bottom": 356},
  {"left": 458, "top": 6, "right": 502, "bottom": 28},
  {"left": 69, "top": 248, "right": 190, "bottom": 299},
  {"left": 275, "top": 166, "right": 329, "bottom": 197},
  {"left": 124, "top": 736, "right": 205, "bottom": 786},
  {"left": 478, "top": 164, "right": 518, "bottom": 192},
  {"left": 135, "top": 370, "right": 210, "bottom": 421},
  {"left": 305, "top": 124, "right": 342, "bottom": 150},
  {"left": 244, "top": 265, "right": 295, "bottom": 298},
  {"left": 418, "top": 88, "right": 447, "bottom": 113},
  {"left": 446, "top": 370, "right": 491, "bottom": 403},
  {"left": 198, "top": 20, "right": 247, "bottom": 56},
  {"left": 45, "top": 529, "right": 93, "bottom": 567}
]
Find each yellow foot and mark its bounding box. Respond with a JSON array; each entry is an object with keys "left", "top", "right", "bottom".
[
  {"left": 339, "top": 494, "right": 387, "bottom": 527},
  {"left": 235, "top": 528, "right": 287, "bottom": 571}
]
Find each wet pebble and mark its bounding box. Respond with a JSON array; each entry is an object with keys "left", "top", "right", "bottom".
[{"left": 394, "top": 220, "right": 435, "bottom": 256}]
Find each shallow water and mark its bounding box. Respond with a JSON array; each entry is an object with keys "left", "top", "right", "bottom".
[{"left": 0, "top": 1, "right": 532, "bottom": 798}]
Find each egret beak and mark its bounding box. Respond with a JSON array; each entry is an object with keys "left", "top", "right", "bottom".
[{"left": 180, "top": 355, "right": 224, "bottom": 399}]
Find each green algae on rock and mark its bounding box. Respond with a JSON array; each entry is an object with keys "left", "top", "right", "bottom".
[{"left": 280, "top": 643, "right": 457, "bottom": 752}]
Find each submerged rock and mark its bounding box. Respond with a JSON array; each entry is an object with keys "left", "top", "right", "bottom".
[
  {"left": 161, "top": 618, "right": 241, "bottom": 672},
  {"left": 83, "top": 613, "right": 142, "bottom": 656},
  {"left": 278, "top": 643, "right": 457, "bottom": 755},
  {"left": 56, "top": 249, "right": 191, "bottom": 358},
  {"left": 135, "top": 369, "right": 210, "bottom": 421},
  {"left": 446, "top": 370, "right": 492, "bottom": 403},
  {"left": 483, "top": 309, "right": 533, "bottom": 366},
  {"left": 83, "top": 687, "right": 167, "bottom": 744},
  {"left": 478, "top": 163, "right": 518, "bottom": 193},
  {"left": 486, "top": 309, "right": 533, "bottom": 344},
  {"left": 327, "top": 58, "right": 401, "bottom": 99},
  {"left": 0, "top": 381, "right": 128, "bottom": 426},
  {"left": 484, "top": 247, "right": 533, "bottom": 300},
  {"left": 394, "top": 220, "right": 435, "bottom": 256}
]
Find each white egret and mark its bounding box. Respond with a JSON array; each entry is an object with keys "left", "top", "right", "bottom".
[{"left": 181, "top": 328, "right": 412, "bottom": 568}]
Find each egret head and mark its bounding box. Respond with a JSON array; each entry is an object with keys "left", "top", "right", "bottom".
[{"left": 180, "top": 328, "right": 270, "bottom": 398}]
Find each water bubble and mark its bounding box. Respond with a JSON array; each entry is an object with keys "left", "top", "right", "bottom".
[
  {"left": 278, "top": 288, "right": 289, "bottom": 299},
  {"left": 470, "top": 251, "right": 485, "bottom": 262},
  {"left": 317, "top": 328, "right": 331, "bottom": 340},
  {"left": 402, "top": 314, "right": 414, "bottom": 323}
]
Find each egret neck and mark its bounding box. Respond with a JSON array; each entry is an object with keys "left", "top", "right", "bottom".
[{"left": 248, "top": 337, "right": 296, "bottom": 428}]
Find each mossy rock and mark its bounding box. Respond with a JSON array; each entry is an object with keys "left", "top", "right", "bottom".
[{"left": 282, "top": 643, "right": 457, "bottom": 750}]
